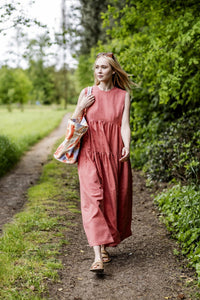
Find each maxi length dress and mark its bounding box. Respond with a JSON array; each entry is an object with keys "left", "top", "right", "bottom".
[{"left": 78, "top": 85, "right": 132, "bottom": 247}]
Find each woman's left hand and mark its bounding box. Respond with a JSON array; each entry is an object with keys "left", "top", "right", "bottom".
[{"left": 119, "top": 147, "right": 130, "bottom": 162}]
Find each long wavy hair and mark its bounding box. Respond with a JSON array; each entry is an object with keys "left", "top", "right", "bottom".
[{"left": 94, "top": 53, "right": 133, "bottom": 91}]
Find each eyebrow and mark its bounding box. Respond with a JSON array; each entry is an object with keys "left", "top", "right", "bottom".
[{"left": 95, "top": 64, "right": 109, "bottom": 67}]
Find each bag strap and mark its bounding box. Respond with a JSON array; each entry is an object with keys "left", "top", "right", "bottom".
[{"left": 87, "top": 86, "right": 93, "bottom": 96}]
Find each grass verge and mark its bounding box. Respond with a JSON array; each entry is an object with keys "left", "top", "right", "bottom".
[
  {"left": 0, "top": 139, "right": 80, "bottom": 299},
  {"left": 0, "top": 105, "right": 75, "bottom": 177}
]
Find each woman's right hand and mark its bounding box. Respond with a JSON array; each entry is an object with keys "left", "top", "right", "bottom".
[
  {"left": 78, "top": 93, "right": 95, "bottom": 111},
  {"left": 71, "top": 89, "right": 95, "bottom": 119}
]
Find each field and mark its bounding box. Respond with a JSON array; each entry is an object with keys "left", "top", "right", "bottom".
[
  {"left": 0, "top": 106, "right": 69, "bottom": 150},
  {"left": 0, "top": 105, "right": 75, "bottom": 176}
]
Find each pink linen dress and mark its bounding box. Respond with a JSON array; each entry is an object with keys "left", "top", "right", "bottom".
[{"left": 78, "top": 85, "right": 132, "bottom": 247}]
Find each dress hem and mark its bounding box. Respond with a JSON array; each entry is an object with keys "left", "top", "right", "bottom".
[
  {"left": 88, "top": 231, "right": 132, "bottom": 247},
  {"left": 105, "top": 232, "right": 132, "bottom": 247}
]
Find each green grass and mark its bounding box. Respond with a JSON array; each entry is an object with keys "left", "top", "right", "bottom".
[
  {"left": 0, "top": 105, "right": 75, "bottom": 177},
  {"left": 0, "top": 106, "right": 65, "bottom": 152},
  {"left": 0, "top": 139, "right": 80, "bottom": 299}
]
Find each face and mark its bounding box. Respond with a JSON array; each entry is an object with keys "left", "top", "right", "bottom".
[{"left": 95, "top": 56, "right": 113, "bottom": 83}]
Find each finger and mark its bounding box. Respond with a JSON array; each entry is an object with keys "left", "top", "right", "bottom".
[
  {"left": 119, "top": 151, "right": 129, "bottom": 162},
  {"left": 119, "top": 154, "right": 127, "bottom": 162},
  {"left": 87, "top": 95, "right": 95, "bottom": 103},
  {"left": 120, "top": 157, "right": 129, "bottom": 162},
  {"left": 87, "top": 94, "right": 95, "bottom": 100},
  {"left": 84, "top": 97, "right": 95, "bottom": 108},
  {"left": 119, "top": 156, "right": 127, "bottom": 162}
]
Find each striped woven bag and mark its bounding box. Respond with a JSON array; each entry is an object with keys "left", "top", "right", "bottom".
[{"left": 53, "top": 87, "right": 92, "bottom": 164}]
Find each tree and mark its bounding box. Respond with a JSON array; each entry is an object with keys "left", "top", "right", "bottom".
[
  {"left": 0, "top": 1, "right": 45, "bottom": 34},
  {"left": 0, "top": 0, "right": 47, "bottom": 67},
  {"left": 0, "top": 67, "right": 32, "bottom": 110},
  {"left": 67, "top": 0, "right": 111, "bottom": 55}
]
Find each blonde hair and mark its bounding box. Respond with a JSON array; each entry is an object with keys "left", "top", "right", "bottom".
[{"left": 94, "top": 54, "right": 133, "bottom": 91}]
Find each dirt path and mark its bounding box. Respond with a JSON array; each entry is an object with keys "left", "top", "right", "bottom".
[
  {"left": 48, "top": 171, "right": 197, "bottom": 300},
  {"left": 0, "top": 113, "right": 69, "bottom": 231},
  {"left": 0, "top": 115, "right": 198, "bottom": 299}
]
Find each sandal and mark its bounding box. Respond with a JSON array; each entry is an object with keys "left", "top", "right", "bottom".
[
  {"left": 90, "top": 261, "right": 104, "bottom": 273},
  {"left": 101, "top": 249, "right": 112, "bottom": 263}
]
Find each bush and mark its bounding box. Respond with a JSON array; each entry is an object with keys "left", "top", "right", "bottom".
[
  {"left": 155, "top": 184, "right": 200, "bottom": 282},
  {"left": 0, "top": 135, "right": 19, "bottom": 177},
  {"left": 144, "top": 109, "right": 200, "bottom": 184},
  {"left": 97, "top": 0, "right": 200, "bottom": 184}
]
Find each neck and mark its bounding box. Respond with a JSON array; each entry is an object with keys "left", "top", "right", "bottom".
[{"left": 98, "top": 81, "right": 114, "bottom": 91}]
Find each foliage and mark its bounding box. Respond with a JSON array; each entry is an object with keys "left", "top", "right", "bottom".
[
  {"left": 24, "top": 34, "right": 79, "bottom": 105},
  {"left": 145, "top": 110, "right": 200, "bottom": 184},
  {"left": 0, "top": 1, "right": 47, "bottom": 69},
  {"left": 102, "top": 0, "right": 200, "bottom": 112},
  {"left": 155, "top": 184, "right": 200, "bottom": 282},
  {"left": 0, "top": 145, "right": 80, "bottom": 299},
  {"left": 0, "top": 63, "right": 78, "bottom": 108},
  {"left": 0, "top": 67, "right": 32, "bottom": 108},
  {"left": 0, "top": 135, "right": 19, "bottom": 177},
  {"left": 25, "top": 36, "right": 61, "bottom": 105},
  {"left": 75, "top": 54, "right": 94, "bottom": 90},
  {"left": 27, "top": 63, "right": 78, "bottom": 105},
  {"left": 27, "top": 60, "right": 55, "bottom": 105},
  {"left": 0, "top": 5, "right": 77, "bottom": 106},
  {"left": 0, "top": 1, "right": 46, "bottom": 34},
  {"left": 93, "top": 0, "right": 200, "bottom": 182}
]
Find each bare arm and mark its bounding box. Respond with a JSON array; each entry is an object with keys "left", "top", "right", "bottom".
[
  {"left": 71, "top": 88, "right": 95, "bottom": 119},
  {"left": 120, "top": 92, "right": 131, "bottom": 162}
]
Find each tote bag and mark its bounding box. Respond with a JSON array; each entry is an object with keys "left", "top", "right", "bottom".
[{"left": 53, "top": 87, "right": 92, "bottom": 164}]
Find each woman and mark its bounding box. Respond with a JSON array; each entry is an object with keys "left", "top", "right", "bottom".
[{"left": 72, "top": 52, "right": 132, "bottom": 273}]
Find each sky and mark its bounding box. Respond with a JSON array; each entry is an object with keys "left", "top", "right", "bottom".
[{"left": 0, "top": 0, "right": 79, "bottom": 68}]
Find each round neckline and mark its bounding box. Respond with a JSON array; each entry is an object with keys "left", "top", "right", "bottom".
[{"left": 96, "top": 85, "right": 116, "bottom": 92}]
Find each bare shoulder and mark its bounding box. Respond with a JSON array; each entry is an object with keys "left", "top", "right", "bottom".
[
  {"left": 79, "top": 88, "right": 86, "bottom": 98},
  {"left": 77, "top": 88, "right": 86, "bottom": 103}
]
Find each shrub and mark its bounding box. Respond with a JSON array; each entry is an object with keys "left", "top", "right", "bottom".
[
  {"left": 0, "top": 135, "right": 19, "bottom": 177},
  {"left": 145, "top": 109, "right": 200, "bottom": 184},
  {"left": 155, "top": 184, "right": 200, "bottom": 282}
]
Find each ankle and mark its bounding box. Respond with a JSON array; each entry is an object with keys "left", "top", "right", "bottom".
[
  {"left": 94, "top": 256, "right": 102, "bottom": 263},
  {"left": 93, "top": 245, "right": 102, "bottom": 262},
  {"left": 101, "top": 245, "right": 106, "bottom": 251}
]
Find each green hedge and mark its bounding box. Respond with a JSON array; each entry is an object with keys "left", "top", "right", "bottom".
[
  {"left": 144, "top": 109, "right": 200, "bottom": 184},
  {"left": 155, "top": 184, "right": 200, "bottom": 282}
]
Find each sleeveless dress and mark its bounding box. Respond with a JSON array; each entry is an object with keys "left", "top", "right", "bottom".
[{"left": 78, "top": 85, "right": 132, "bottom": 247}]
